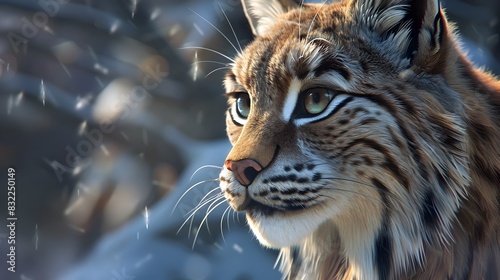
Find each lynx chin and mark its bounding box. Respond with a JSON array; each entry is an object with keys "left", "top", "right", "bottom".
[{"left": 217, "top": 0, "right": 500, "bottom": 279}]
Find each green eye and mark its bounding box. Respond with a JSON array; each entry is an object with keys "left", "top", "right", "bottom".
[
  {"left": 236, "top": 93, "right": 251, "bottom": 118},
  {"left": 304, "top": 88, "right": 333, "bottom": 114}
]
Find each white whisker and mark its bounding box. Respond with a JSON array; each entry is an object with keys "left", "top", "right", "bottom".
[
  {"left": 226, "top": 206, "right": 232, "bottom": 232},
  {"left": 189, "top": 165, "right": 223, "bottom": 181},
  {"left": 220, "top": 205, "right": 232, "bottom": 244},
  {"left": 185, "top": 191, "right": 221, "bottom": 219},
  {"left": 187, "top": 187, "right": 222, "bottom": 216},
  {"left": 203, "top": 194, "right": 227, "bottom": 236},
  {"left": 177, "top": 193, "right": 223, "bottom": 235},
  {"left": 189, "top": 9, "right": 242, "bottom": 56},
  {"left": 180, "top": 46, "right": 235, "bottom": 63},
  {"left": 217, "top": 2, "right": 243, "bottom": 54},
  {"left": 191, "top": 60, "right": 231, "bottom": 67},
  {"left": 192, "top": 197, "right": 227, "bottom": 249},
  {"left": 298, "top": 0, "right": 305, "bottom": 41},
  {"left": 303, "top": 1, "right": 328, "bottom": 57},
  {"left": 172, "top": 178, "right": 219, "bottom": 214},
  {"left": 205, "top": 66, "right": 231, "bottom": 78}
]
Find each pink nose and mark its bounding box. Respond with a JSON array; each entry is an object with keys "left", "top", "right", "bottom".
[{"left": 224, "top": 159, "right": 263, "bottom": 186}]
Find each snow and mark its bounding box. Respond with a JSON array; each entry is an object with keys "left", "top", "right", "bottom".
[{"left": 59, "top": 140, "right": 281, "bottom": 280}]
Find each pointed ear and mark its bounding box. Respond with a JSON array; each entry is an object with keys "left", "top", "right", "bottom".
[
  {"left": 353, "top": 0, "right": 445, "bottom": 68},
  {"left": 241, "top": 0, "right": 300, "bottom": 36}
]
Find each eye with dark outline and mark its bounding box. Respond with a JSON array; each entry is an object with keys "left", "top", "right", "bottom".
[
  {"left": 225, "top": 92, "right": 251, "bottom": 126},
  {"left": 235, "top": 92, "right": 251, "bottom": 119},
  {"left": 293, "top": 87, "right": 334, "bottom": 118}
]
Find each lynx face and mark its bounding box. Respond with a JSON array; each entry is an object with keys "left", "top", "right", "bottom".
[
  {"left": 217, "top": 0, "right": 500, "bottom": 278},
  {"left": 220, "top": 52, "right": 395, "bottom": 248},
  {"left": 219, "top": 0, "right": 467, "bottom": 250}
]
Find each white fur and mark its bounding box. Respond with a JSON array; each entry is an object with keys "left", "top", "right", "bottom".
[
  {"left": 282, "top": 78, "right": 301, "bottom": 122},
  {"left": 246, "top": 204, "right": 337, "bottom": 248}
]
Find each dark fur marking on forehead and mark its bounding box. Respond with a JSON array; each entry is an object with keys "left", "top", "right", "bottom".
[
  {"left": 313, "top": 55, "right": 351, "bottom": 80},
  {"left": 254, "top": 45, "right": 275, "bottom": 93},
  {"left": 244, "top": 34, "right": 298, "bottom": 98},
  {"left": 294, "top": 61, "right": 311, "bottom": 80}
]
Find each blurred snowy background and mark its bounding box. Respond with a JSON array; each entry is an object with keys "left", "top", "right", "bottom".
[{"left": 0, "top": 0, "right": 498, "bottom": 279}]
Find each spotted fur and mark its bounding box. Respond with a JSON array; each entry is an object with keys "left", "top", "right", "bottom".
[{"left": 219, "top": 0, "right": 500, "bottom": 279}]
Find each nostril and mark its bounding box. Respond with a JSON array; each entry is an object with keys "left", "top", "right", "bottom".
[
  {"left": 224, "top": 158, "right": 263, "bottom": 186},
  {"left": 244, "top": 166, "right": 259, "bottom": 185}
]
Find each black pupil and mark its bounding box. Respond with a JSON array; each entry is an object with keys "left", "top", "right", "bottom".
[{"left": 312, "top": 92, "right": 321, "bottom": 103}]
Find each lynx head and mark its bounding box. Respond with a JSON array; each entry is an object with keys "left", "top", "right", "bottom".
[{"left": 219, "top": 0, "right": 471, "bottom": 277}]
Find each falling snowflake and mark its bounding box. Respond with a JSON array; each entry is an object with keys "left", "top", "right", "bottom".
[
  {"left": 78, "top": 121, "right": 87, "bottom": 135},
  {"left": 191, "top": 51, "right": 199, "bottom": 81},
  {"left": 150, "top": 7, "right": 161, "bottom": 21},
  {"left": 143, "top": 207, "right": 149, "bottom": 229},
  {"left": 130, "top": 0, "right": 138, "bottom": 18},
  {"left": 233, "top": 243, "right": 243, "bottom": 253},
  {"left": 34, "top": 224, "right": 39, "bottom": 250},
  {"left": 40, "top": 80, "right": 46, "bottom": 106}
]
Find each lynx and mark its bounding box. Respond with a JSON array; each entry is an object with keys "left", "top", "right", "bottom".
[{"left": 218, "top": 0, "right": 500, "bottom": 279}]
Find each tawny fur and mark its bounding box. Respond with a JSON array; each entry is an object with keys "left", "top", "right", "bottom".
[{"left": 218, "top": 0, "right": 500, "bottom": 279}]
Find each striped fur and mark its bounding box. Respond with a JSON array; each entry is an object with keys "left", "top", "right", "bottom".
[{"left": 219, "top": 0, "right": 500, "bottom": 279}]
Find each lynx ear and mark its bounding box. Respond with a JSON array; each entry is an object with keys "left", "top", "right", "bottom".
[
  {"left": 353, "top": 0, "right": 445, "bottom": 67},
  {"left": 241, "top": 0, "right": 300, "bottom": 36}
]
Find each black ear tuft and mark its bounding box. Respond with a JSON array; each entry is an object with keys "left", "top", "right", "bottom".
[
  {"left": 387, "top": 0, "right": 426, "bottom": 60},
  {"left": 354, "top": 0, "right": 444, "bottom": 64},
  {"left": 388, "top": 0, "right": 444, "bottom": 62}
]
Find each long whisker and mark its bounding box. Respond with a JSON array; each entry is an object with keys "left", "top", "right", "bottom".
[
  {"left": 191, "top": 60, "right": 231, "bottom": 67},
  {"left": 305, "top": 0, "right": 328, "bottom": 44},
  {"left": 227, "top": 206, "right": 232, "bottom": 232},
  {"left": 189, "top": 165, "right": 223, "bottom": 181},
  {"left": 203, "top": 192, "right": 228, "bottom": 235},
  {"left": 298, "top": 0, "right": 305, "bottom": 41},
  {"left": 220, "top": 205, "right": 232, "bottom": 244},
  {"left": 172, "top": 178, "right": 219, "bottom": 214},
  {"left": 180, "top": 46, "right": 235, "bottom": 63},
  {"left": 302, "top": 1, "right": 329, "bottom": 57},
  {"left": 186, "top": 187, "right": 221, "bottom": 216},
  {"left": 217, "top": 1, "right": 243, "bottom": 54},
  {"left": 185, "top": 194, "right": 219, "bottom": 220},
  {"left": 303, "top": 37, "right": 331, "bottom": 55},
  {"left": 232, "top": 208, "right": 237, "bottom": 224},
  {"left": 189, "top": 8, "right": 242, "bottom": 56},
  {"left": 186, "top": 191, "right": 222, "bottom": 220},
  {"left": 193, "top": 197, "right": 227, "bottom": 249},
  {"left": 205, "top": 66, "right": 232, "bottom": 78},
  {"left": 177, "top": 193, "right": 223, "bottom": 235}
]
